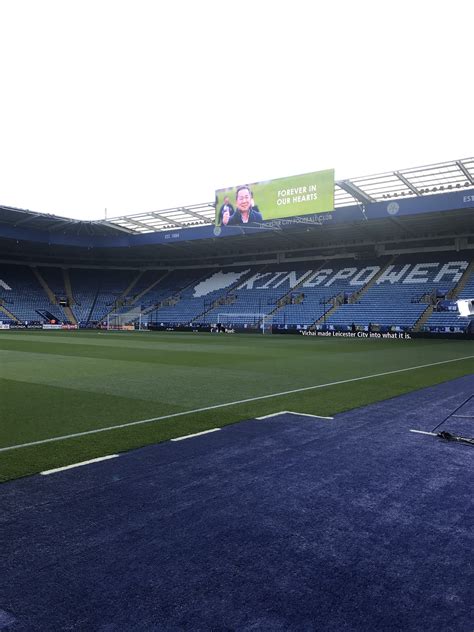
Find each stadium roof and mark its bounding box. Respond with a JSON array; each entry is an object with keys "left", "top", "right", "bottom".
[
  {"left": 105, "top": 157, "right": 474, "bottom": 234},
  {"left": 0, "top": 157, "right": 473, "bottom": 237},
  {"left": 335, "top": 157, "right": 474, "bottom": 207},
  {"left": 0, "top": 205, "right": 121, "bottom": 237}
]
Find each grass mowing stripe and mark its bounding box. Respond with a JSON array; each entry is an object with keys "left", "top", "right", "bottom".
[{"left": 1, "top": 354, "right": 472, "bottom": 454}]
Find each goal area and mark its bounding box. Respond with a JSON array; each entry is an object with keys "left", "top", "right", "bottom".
[
  {"left": 216, "top": 312, "right": 274, "bottom": 334},
  {"left": 106, "top": 308, "right": 144, "bottom": 331}
]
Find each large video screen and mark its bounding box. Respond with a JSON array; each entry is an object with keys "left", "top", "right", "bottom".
[{"left": 215, "top": 169, "right": 334, "bottom": 226}]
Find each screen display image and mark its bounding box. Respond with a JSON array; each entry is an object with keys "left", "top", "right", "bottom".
[{"left": 215, "top": 168, "right": 334, "bottom": 226}]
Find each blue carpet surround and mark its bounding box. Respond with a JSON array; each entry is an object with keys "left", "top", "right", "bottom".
[{"left": 1, "top": 376, "right": 473, "bottom": 631}]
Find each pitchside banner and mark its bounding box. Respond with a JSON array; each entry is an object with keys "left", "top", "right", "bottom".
[{"left": 215, "top": 169, "right": 334, "bottom": 226}]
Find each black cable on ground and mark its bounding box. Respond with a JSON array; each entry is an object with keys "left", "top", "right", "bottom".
[{"left": 437, "top": 431, "right": 474, "bottom": 446}]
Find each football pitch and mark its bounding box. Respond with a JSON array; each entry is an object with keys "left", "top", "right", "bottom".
[{"left": 1, "top": 330, "right": 473, "bottom": 482}]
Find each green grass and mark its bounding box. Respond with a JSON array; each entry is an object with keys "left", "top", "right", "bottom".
[{"left": 1, "top": 330, "right": 473, "bottom": 482}]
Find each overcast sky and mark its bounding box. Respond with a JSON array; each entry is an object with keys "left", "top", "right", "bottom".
[{"left": 0, "top": 0, "right": 472, "bottom": 221}]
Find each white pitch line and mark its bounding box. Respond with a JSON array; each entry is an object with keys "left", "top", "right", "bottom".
[
  {"left": 409, "top": 429, "right": 438, "bottom": 436},
  {"left": 256, "top": 411, "right": 288, "bottom": 420},
  {"left": 286, "top": 410, "right": 334, "bottom": 420},
  {"left": 256, "top": 410, "right": 334, "bottom": 420},
  {"left": 170, "top": 428, "right": 220, "bottom": 441},
  {"left": 1, "top": 354, "right": 473, "bottom": 454},
  {"left": 40, "top": 454, "right": 119, "bottom": 475}
]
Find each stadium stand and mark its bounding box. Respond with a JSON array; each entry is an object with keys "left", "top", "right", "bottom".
[
  {"left": 68, "top": 268, "right": 137, "bottom": 326},
  {"left": 150, "top": 267, "right": 257, "bottom": 325},
  {"left": 325, "top": 254, "right": 469, "bottom": 331},
  {"left": 0, "top": 264, "right": 64, "bottom": 324},
  {"left": 139, "top": 269, "right": 214, "bottom": 324},
  {"left": 1, "top": 255, "right": 473, "bottom": 331},
  {"left": 423, "top": 259, "right": 474, "bottom": 332}
]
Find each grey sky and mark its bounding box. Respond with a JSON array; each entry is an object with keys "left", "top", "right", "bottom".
[{"left": 1, "top": 0, "right": 472, "bottom": 220}]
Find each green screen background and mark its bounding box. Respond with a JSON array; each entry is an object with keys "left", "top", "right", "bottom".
[{"left": 215, "top": 169, "right": 334, "bottom": 225}]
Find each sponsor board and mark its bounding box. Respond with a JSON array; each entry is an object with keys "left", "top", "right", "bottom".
[{"left": 300, "top": 330, "right": 412, "bottom": 340}]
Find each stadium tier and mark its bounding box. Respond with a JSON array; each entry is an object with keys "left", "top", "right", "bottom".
[{"left": 1, "top": 254, "right": 473, "bottom": 332}]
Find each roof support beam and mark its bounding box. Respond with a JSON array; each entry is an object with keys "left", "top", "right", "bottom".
[
  {"left": 336, "top": 181, "right": 375, "bottom": 205},
  {"left": 456, "top": 160, "right": 474, "bottom": 185},
  {"left": 150, "top": 212, "right": 184, "bottom": 227},
  {"left": 44, "top": 219, "right": 75, "bottom": 231},
  {"left": 125, "top": 218, "right": 158, "bottom": 231},
  {"left": 394, "top": 171, "right": 422, "bottom": 196},
  {"left": 13, "top": 214, "right": 42, "bottom": 227},
  {"left": 99, "top": 221, "right": 135, "bottom": 234},
  {"left": 178, "top": 208, "right": 211, "bottom": 222},
  {"left": 49, "top": 220, "right": 94, "bottom": 233}
]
